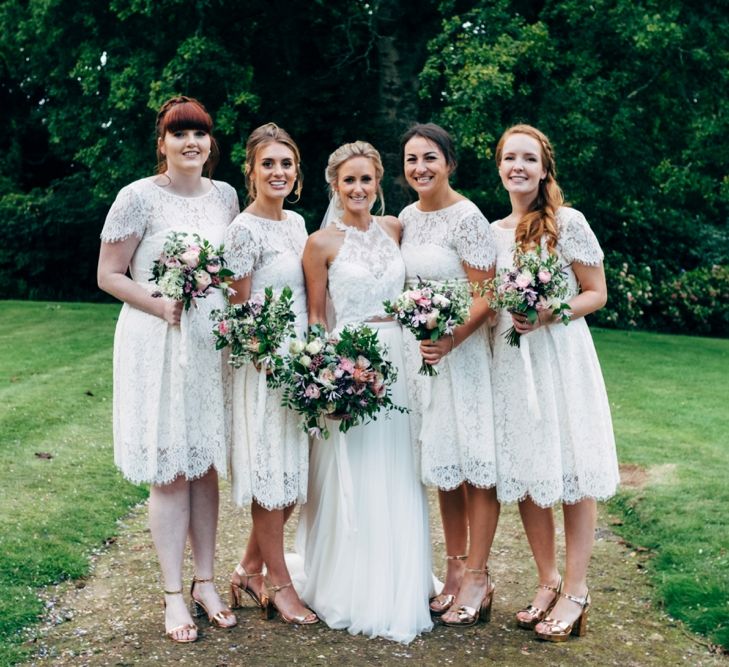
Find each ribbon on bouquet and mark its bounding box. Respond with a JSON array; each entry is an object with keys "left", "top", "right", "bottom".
[
  {"left": 255, "top": 363, "right": 268, "bottom": 443},
  {"left": 333, "top": 430, "right": 357, "bottom": 534},
  {"left": 519, "top": 336, "right": 541, "bottom": 420},
  {"left": 178, "top": 309, "right": 189, "bottom": 368}
]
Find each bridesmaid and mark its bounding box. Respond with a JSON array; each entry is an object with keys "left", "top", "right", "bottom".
[
  {"left": 399, "top": 123, "right": 500, "bottom": 626},
  {"left": 97, "top": 96, "right": 238, "bottom": 642},
  {"left": 226, "top": 123, "right": 317, "bottom": 625},
  {"left": 490, "top": 124, "right": 619, "bottom": 641}
]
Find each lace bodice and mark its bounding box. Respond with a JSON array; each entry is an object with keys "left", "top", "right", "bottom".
[
  {"left": 224, "top": 210, "right": 308, "bottom": 336},
  {"left": 492, "top": 206, "right": 604, "bottom": 307},
  {"left": 400, "top": 199, "right": 495, "bottom": 282},
  {"left": 100, "top": 177, "right": 240, "bottom": 285},
  {"left": 327, "top": 219, "right": 405, "bottom": 330}
]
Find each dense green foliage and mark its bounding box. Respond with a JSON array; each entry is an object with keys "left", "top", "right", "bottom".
[
  {"left": 0, "top": 0, "right": 726, "bottom": 332},
  {"left": 0, "top": 301, "right": 147, "bottom": 664}
]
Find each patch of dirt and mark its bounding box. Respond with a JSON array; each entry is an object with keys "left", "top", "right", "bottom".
[
  {"left": 23, "top": 485, "right": 727, "bottom": 666},
  {"left": 619, "top": 463, "right": 679, "bottom": 491}
]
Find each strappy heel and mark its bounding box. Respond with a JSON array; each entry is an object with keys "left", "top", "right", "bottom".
[
  {"left": 230, "top": 563, "right": 264, "bottom": 609},
  {"left": 441, "top": 566, "right": 495, "bottom": 628},
  {"left": 163, "top": 588, "right": 198, "bottom": 643},
  {"left": 261, "top": 580, "right": 319, "bottom": 625},
  {"left": 190, "top": 576, "right": 237, "bottom": 628},
  {"left": 516, "top": 576, "right": 562, "bottom": 629},
  {"left": 430, "top": 554, "right": 468, "bottom": 616},
  {"left": 535, "top": 590, "right": 591, "bottom": 642}
]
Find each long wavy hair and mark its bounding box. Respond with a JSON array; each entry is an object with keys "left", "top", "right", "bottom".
[
  {"left": 325, "top": 141, "right": 385, "bottom": 215},
  {"left": 495, "top": 124, "right": 564, "bottom": 253},
  {"left": 244, "top": 122, "right": 303, "bottom": 204}
]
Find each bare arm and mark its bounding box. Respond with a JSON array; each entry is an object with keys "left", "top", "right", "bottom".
[
  {"left": 420, "top": 263, "right": 496, "bottom": 366},
  {"left": 227, "top": 275, "right": 252, "bottom": 305},
  {"left": 302, "top": 231, "right": 334, "bottom": 329},
  {"left": 512, "top": 261, "right": 607, "bottom": 334},
  {"left": 97, "top": 238, "right": 182, "bottom": 325}
]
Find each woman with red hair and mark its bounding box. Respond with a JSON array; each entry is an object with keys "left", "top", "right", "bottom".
[{"left": 98, "top": 96, "right": 239, "bottom": 642}]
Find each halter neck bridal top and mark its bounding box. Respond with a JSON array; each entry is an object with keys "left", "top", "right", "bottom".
[{"left": 327, "top": 219, "right": 406, "bottom": 330}]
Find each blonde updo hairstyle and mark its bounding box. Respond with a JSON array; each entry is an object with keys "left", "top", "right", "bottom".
[
  {"left": 495, "top": 124, "right": 564, "bottom": 254},
  {"left": 244, "top": 122, "right": 303, "bottom": 204},
  {"left": 325, "top": 141, "right": 386, "bottom": 215}
]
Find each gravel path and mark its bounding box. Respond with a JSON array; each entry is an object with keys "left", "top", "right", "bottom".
[{"left": 24, "top": 478, "right": 727, "bottom": 666}]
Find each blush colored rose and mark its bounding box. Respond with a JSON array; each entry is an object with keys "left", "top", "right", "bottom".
[
  {"left": 515, "top": 271, "right": 533, "bottom": 289},
  {"left": 206, "top": 259, "right": 221, "bottom": 274},
  {"left": 180, "top": 247, "right": 201, "bottom": 267},
  {"left": 537, "top": 270, "right": 552, "bottom": 284},
  {"left": 355, "top": 355, "right": 371, "bottom": 369},
  {"left": 217, "top": 320, "right": 229, "bottom": 335},
  {"left": 193, "top": 270, "right": 212, "bottom": 290},
  {"left": 304, "top": 384, "right": 320, "bottom": 399},
  {"left": 424, "top": 309, "right": 440, "bottom": 329},
  {"left": 338, "top": 357, "right": 355, "bottom": 374}
]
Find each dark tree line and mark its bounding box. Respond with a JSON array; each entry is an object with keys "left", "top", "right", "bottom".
[{"left": 0, "top": 0, "right": 727, "bottom": 333}]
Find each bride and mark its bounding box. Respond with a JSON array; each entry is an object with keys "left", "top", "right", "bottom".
[{"left": 291, "top": 141, "right": 433, "bottom": 643}]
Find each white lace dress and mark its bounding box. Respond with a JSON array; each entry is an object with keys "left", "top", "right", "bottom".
[
  {"left": 291, "top": 219, "right": 433, "bottom": 644},
  {"left": 399, "top": 200, "right": 498, "bottom": 490},
  {"left": 491, "top": 207, "right": 620, "bottom": 507},
  {"left": 224, "top": 211, "right": 309, "bottom": 510},
  {"left": 100, "top": 177, "right": 239, "bottom": 485}
]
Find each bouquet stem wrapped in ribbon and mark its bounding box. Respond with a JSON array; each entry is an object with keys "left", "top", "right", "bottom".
[
  {"left": 281, "top": 324, "right": 407, "bottom": 439},
  {"left": 383, "top": 278, "right": 472, "bottom": 375},
  {"left": 481, "top": 244, "right": 572, "bottom": 347},
  {"left": 150, "top": 231, "right": 233, "bottom": 310},
  {"left": 210, "top": 286, "right": 296, "bottom": 388}
]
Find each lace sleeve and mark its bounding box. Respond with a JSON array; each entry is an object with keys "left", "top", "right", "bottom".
[
  {"left": 557, "top": 208, "right": 604, "bottom": 266},
  {"left": 100, "top": 184, "right": 146, "bottom": 242},
  {"left": 454, "top": 209, "right": 496, "bottom": 270},
  {"left": 224, "top": 218, "right": 258, "bottom": 279},
  {"left": 221, "top": 181, "right": 240, "bottom": 220}
]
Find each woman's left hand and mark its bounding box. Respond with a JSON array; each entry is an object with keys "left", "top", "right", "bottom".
[
  {"left": 511, "top": 309, "right": 552, "bottom": 334},
  {"left": 419, "top": 335, "right": 454, "bottom": 366}
]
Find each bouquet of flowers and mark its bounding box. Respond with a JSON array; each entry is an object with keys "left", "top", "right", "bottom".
[
  {"left": 281, "top": 324, "right": 407, "bottom": 439},
  {"left": 150, "top": 231, "right": 232, "bottom": 310},
  {"left": 482, "top": 245, "right": 572, "bottom": 347},
  {"left": 210, "top": 286, "right": 297, "bottom": 387},
  {"left": 383, "top": 278, "right": 472, "bottom": 375}
]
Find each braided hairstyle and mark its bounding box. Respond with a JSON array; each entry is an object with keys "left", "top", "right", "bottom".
[
  {"left": 244, "top": 123, "right": 303, "bottom": 204},
  {"left": 495, "top": 124, "right": 563, "bottom": 253},
  {"left": 325, "top": 141, "right": 385, "bottom": 215},
  {"left": 155, "top": 96, "right": 219, "bottom": 177}
]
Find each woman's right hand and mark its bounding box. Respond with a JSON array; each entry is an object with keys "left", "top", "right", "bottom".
[{"left": 160, "top": 298, "right": 183, "bottom": 325}]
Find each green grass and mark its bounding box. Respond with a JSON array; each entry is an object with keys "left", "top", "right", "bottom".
[
  {"left": 0, "top": 305, "right": 727, "bottom": 662},
  {"left": 594, "top": 328, "right": 729, "bottom": 649},
  {"left": 0, "top": 301, "right": 147, "bottom": 665}
]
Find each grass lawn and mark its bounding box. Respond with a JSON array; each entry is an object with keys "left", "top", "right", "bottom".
[
  {"left": 0, "top": 302, "right": 726, "bottom": 663},
  {"left": 0, "top": 301, "right": 147, "bottom": 665},
  {"left": 595, "top": 328, "right": 729, "bottom": 649}
]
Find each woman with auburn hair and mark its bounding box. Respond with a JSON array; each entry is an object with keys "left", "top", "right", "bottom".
[
  {"left": 399, "top": 122, "right": 500, "bottom": 627},
  {"left": 225, "top": 122, "right": 317, "bottom": 625},
  {"left": 291, "top": 141, "right": 433, "bottom": 643},
  {"left": 97, "top": 96, "right": 239, "bottom": 642},
  {"left": 490, "top": 123, "right": 619, "bottom": 642}
]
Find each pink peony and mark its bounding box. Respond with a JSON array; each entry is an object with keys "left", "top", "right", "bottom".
[
  {"left": 164, "top": 256, "right": 182, "bottom": 268},
  {"left": 180, "top": 246, "right": 201, "bottom": 267},
  {"left": 338, "top": 357, "right": 355, "bottom": 374},
  {"left": 515, "top": 272, "right": 533, "bottom": 289},
  {"left": 217, "top": 320, "right": 229, "bottom": 335},
  {"left": 537, "top": 270, "right": 552, "bottom": 284}
]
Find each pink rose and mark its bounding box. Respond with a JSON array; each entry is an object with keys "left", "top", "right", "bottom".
[
  {"left": 164, "top": 256, "right": 182, "bottom": 268},
  {"left": 206, "top": 259, "right": 221, "bottom": 274},
  {"left": 217, "top": 320, "right": 230, "bottom": 335},
  {"left": 537, "top": 270, "right": 552, "bottom": 284},
  {"left": 515, "top": 273, "right": 533, "bottom": 289},
  {"left": 304, "top": 384, "right": 321, "bottom": 399},
  {"left": 355, "top": 355, "right": 371, "bottom": 369},
  {"left": 180, "top": 247, "right": 201, "bottom": 267}
]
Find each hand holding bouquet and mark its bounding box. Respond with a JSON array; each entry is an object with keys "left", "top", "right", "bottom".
[
  {"left": 151, "top": 231, "right": 233, "bottom": 310},
  {"left": 482, "top": 245, "right": 571, "bottom": 347},
  {"left": 210, "top": 286, "right": 297, "bottom": 387},
  {"left": 281, "top": 324, "right": 406, "bottom": 439},
  {"left": 384, "top": 278, "right": 472, "bottom": 375}
]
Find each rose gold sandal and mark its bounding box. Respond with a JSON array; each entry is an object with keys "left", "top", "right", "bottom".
[
  {"left": 430, "top": 554, "right": 467, "bottom": 616},
  {"left": 163, "top": 589, "right": 198, "bottom": 643},
  {"left": 230, "top": 563, "right": 264, "bottom": 609},
  {"left": 441, "top": 566, "right": 495, "bottom": 628},
  {"left": 261, "top": 580, "right": 319, "bottom": 625},
  {"left": 190, "top": 576, "right": 237, "bottom": 628},
  {"left": 516, "top": 576, "right": 562, "bottom": 629},
  {"left": 535, "top": 590, "right": 591, "bottom": 642}
]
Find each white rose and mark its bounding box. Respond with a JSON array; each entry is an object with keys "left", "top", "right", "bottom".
[
  {"left": 432, "top": 294, "right": 450, "bottom": 308},
  {"left": 289, "top": 339, "right": 305, "bottom": 354},
  {"left": 299, "top": 354, "right": 312, "bottom": 368},
  {"left": 424, "top": 309, "right": 440, "bottom": 330},
  {"left": 305, "top": 339, "right": 323, "bottom": 355}
]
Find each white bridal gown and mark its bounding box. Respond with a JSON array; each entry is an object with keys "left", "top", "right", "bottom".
[{"left": 290, "top": 218, "right": 434, "bottom": 644}]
